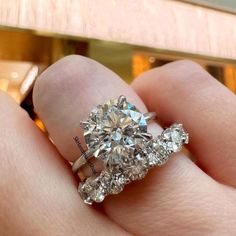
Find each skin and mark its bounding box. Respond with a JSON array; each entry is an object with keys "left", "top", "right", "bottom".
[{"left": 0, "top": 55, "right": 236, "bottom": 236}]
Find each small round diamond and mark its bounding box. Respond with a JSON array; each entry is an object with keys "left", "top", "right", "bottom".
[
  {"left": 109, "top": 172, "right": 128, "bottom": 194},
  {"left": 145, "top": 124, "right": 189, "bottom": 168},
  {"left": 162, "top": 124, "right": 189, "bottom": 153},
  {"left": 78, "top": 174, "right": 107, "bottom": 204},
  {"left": 90, "top": 186, "right": 105, "bottom": 203},
  {"left": 146, "top": 138, "right": 169, "bottom": 167},
  {"left": 123, "top": 152, "right": 149, "bottom": 181}
]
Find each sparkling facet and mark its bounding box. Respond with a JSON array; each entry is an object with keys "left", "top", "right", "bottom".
[
  {"left": 123, "top": 152, "right": 149, "bottom": 181},
  {"left": 162, "top": 124, "right": 188, "bottom": 153},
  {"left": 83, "top": 97, "right": 149, "bottom": 168},
  {"left": 146, "top": 138, "right": 169, "bottom": 167},
  {"left": 90, "top": 186, "right": 105, "bottom": 203},
  {"left": 78, "top": 174, "right": 107, "bottom": 204},
  {"left": 78, "top": 169, "right": 129, "bottom": 204},
  {"left": 145, "top": 124, "right": 188, "bottom": 168},
  {"left": 109, "top": 172, "right": 128, "bottom": 194}
]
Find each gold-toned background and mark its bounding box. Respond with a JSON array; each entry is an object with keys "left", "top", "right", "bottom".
[{"left": 0, "top": 0, "right": 236, "bottom": 126}]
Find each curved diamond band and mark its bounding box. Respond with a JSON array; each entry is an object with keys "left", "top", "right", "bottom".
[{"left": 72, "top": 96, "right": 189, "bottom": 204}]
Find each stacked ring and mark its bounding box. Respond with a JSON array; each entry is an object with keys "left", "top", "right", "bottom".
[{"left": 72, "top": 95, "right": 189, "bottom": 204}]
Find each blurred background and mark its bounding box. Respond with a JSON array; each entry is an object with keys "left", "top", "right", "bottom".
[{"left": 0, "top": 0, "right": 236, "bottom": 129}]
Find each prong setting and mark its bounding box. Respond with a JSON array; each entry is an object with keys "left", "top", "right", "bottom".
[
  {"left": 118, "top": 95, "right": 127, "bottom": 107},
  {"left": 74, "top": 96, "right": 188, "bottom": 204}
]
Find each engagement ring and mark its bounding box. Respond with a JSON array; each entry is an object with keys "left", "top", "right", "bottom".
[{"left": 72, "top": 95, "right": 188, "bottom": 204}]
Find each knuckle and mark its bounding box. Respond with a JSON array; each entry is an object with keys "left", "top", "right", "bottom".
[{"left": 164, "top": 59, "right": 210, "bottom": 83}]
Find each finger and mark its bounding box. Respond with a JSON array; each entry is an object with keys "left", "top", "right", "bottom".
[
  {"left": 32, "top": 56, "right": 224, "bottom": 235},
  {"left": 0, "top": 91, "right": 128, "bottom": 236},
  {"left": 34, "top": 55, "right": 146, "bottom": 162},
  {"left": 132, "top": 60, "right": 236, "bottom": 187}
]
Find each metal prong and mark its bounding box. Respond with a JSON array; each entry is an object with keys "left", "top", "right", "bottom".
[
  {"left": 118, "top": 95, "right": 126, "bottom": 106},
  {"left": 183, "top": 133, "right": 189, "bottom": 144},
  {"left": 72, "top": 155, "right": 87, "bottom": 173},
  {"left": 80, "top": 121, "right": 89, "bottom": 129},
  {"left": 144, "top": 112, "right": 157, "bottom": 122},
  {"left": 72, "top": 149, "right": 95, "bottom": 173},
  {"left": 135, "top": 132, "right": 153, "bottom": 140}
]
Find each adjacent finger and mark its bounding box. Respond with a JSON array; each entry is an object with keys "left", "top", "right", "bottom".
[
  {"left": 0, "top": 91, "right": 128, "bottom": 236},
  {"left": 34, "top": 55, "right": 147, "bottom": 162},
  {"left": 32, "top": 56, "right": 224, "bottom": 235},
  {"left": 132, "top": 60, "right": 236, "bottom": 187}
]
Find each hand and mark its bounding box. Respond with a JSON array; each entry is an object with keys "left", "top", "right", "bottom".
[{"left": 1, "top": 56, "right": 236, "bottom": 236}]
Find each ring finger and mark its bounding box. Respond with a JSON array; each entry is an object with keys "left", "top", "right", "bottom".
[{"left": 33, "top": 55, "right": 224, "bottom": 235}]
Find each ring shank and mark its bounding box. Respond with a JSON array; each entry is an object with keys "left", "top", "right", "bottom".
[{"left": 72, "top": 149, "right": 94, "bottom": 173}]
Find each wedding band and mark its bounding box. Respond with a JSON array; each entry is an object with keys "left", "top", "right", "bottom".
[{"left": 72, "top": 95, "right": 189, "bottom": 204}]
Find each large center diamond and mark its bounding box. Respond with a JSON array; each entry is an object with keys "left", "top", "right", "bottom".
[{"left": 82, "top": 97, "right": 147, "bottom": 167}]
